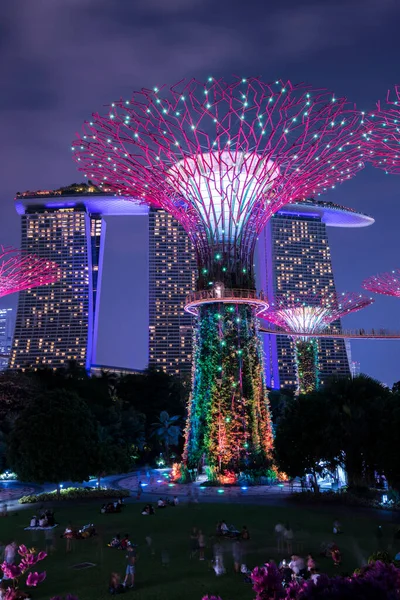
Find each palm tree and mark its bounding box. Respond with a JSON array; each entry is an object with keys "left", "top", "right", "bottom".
[{"left": 151, "top": 411, "right": 182, "bottom": 462}]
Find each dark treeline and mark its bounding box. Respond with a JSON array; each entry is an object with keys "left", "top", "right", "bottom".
[
  {"left": 273, "top": 374, "right": 400, "bottom": 493},
  {"left": 0, "top": 362, "right": 189, "bottom": 488}
]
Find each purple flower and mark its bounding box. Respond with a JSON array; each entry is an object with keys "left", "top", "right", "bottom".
[
  {"left": 37, "top": 551, "right": 47, "bottom": 561},
  {"left": 26, "top": 571, "right": 46, "bottom": 587},
  {"left": 201, "top": 596, "right": 223, "bottom": 600},
  {"left": 251, "top": 563, "right": 283, "bottom": 598},
  {"left": 1, "top": 563, "right": 22, "bottom": 579},
  {"left": 17, "top": 545, "right": 28, "bottom": 556}
]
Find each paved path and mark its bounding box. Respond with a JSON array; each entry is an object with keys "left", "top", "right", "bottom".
[{"left": 113, "top": 470, "right": 299, "bottom": 504}]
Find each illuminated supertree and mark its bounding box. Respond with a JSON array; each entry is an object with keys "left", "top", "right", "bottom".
[
  {"left": 0, "top": 246, "right": 59, "bottom": 298},
  {"left": 363, "top": 269, "right": 400, "bottom": 297},
  {"left": 73, "top": 77, "right": 367, "bottom": 473},
  {"left": 263, "top": 293, "right": 373, "bottom": 394},
  {"left": 363, "top": 86, "right": 400, "bottom": 173}
]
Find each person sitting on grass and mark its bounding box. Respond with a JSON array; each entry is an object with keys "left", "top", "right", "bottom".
[
  {"left": 173, "top": 496, "right": 179, "bottom": 506},
  {"left": 38, "top": 514, "right": 48, "bottom": 528},
  {"left": 29, "top": 516, "right": 38, "bottom": 528},
  {"left": 157, "top": 498, "right": 166, "bottom": 508},
  {"left": 221, "top": 520, "right": 229, "bottom": 535},
  {"left": 109, "top": 571, "right": 125, "bottom": 594},
  {"left": 109, "top": 534, "right": 121, "bottom": 549},
  {"left": 310, "top": 567, "right": 320, "bottom": 583},
  {"left": 120, "top": 534, "right": 130, "bottom": 550},
  {"left": 141, "top": 504, "right": 155, "bottom": 515},
  {"left": 241, "top": 525, "right": 250, "bottom": 540},
  {"left": 331, "top": 544, "right": 341, "bottom": 567}
]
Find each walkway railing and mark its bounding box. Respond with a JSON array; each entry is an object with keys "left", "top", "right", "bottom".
[
  {"left": 185, "top": 288, "right": 269, "bottom": 316},
  {"left": 259, "top": 324, "right": 400, "bottom": 339}
]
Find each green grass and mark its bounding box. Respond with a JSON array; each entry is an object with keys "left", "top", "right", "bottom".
[{"left": 1, "top": 500, "right": 397, "bottom": 600}]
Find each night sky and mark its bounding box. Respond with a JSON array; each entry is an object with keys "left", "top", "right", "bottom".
[{"left": 2, "top": 0, "right": 400, "bottom": 384}]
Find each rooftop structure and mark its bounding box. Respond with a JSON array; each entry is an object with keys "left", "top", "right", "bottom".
[
  {"left": 278, "top": 198, "right": 374, "bottom": 227},
  {"left": 362, "top": 269, "right": 400, "bottom": 297},
  {"left": 73, "top": 77, "right": 367, "bottom": 475},
  {"left": 15, "top": 182, "right": 148, "bottom": 216},
  {"left": 263, "top": 293, "right": 373, "bottom": 393}
]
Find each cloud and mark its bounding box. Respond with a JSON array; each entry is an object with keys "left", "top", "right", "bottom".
[{"left": 256, "top": 0, "right": 399, "bottom": 63}]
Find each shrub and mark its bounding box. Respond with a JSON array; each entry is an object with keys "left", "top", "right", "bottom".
[{"left": 19, "top": 487, "right": 130, "bottom": 504}]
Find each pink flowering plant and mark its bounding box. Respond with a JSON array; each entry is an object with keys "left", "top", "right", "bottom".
[
  {"left": 1, "top": 545, "right": 46, "bottom": 598},
  {"left": 202, "top": 560, "right": 400, "bottom": 600}
]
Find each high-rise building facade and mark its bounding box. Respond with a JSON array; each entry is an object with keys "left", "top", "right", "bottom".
[
  {"left": 148, "top": 209, "right": 197, "bottom": 375},
  {"left": 257, "top": 200, "right": 374, "bottom": 391},
  {"left": 10, "top": 185, "right": 147, "bottom": 370},
  {"left": 0, "top": 308, "right": 14, "bottom": 371}
]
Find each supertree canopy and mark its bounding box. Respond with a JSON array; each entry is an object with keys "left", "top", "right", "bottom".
[
  {"left": 363, "top": 269, "right": 400, "bottom": 297},
  {"left": 363, "top": 86, "right": 400, "bottom": 173},
  {"left": 264, "top": 293, "right": 373, "bottom": 394},
  {"left": 73, "top": 77, "right": 367, "bottom": 474},
  {"left": 0, "top": 246, "right": 59, "bottom": 298}
]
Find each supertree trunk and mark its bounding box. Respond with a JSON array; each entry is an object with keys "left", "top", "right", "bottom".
[
  {"left": 183, "top": 303, "right": 273, "bottom": 472},
  {"left": 294, "top": 338, "right": 319, "bottom": 395}
]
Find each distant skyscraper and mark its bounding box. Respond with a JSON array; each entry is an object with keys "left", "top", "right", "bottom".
[
  {"left": 149, "top": 209, "right": 197, "bottom": 375},
  {"left": 10, "top": 184, "right": 147, "bottom": 370},
  {"left": 257, "top": 200, "right": 374, "bottom": 391},
  {"left": 0, "top": 308, "right": 14, "bottom": 371}
]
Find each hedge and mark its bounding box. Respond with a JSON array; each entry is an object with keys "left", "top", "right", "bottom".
[{"left": 19, "top": 487, "right": 130, "bottom": 504}]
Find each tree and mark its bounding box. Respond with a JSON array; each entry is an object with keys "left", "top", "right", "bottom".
[
  {"left": 274, "top": 393, "right": 339, "bottom": 492},
  {"left": 8, "top": 389, "right": 98, "bottom": 494},
  {"left": 151, "top": 411, "right": 182, "bottom": 462},
  {"left": 375, "top": 393, "right": 400, "bottom": 490},
  {"left": 92, "top": 425, "right": 131, "bottom": 487},
  {"left": 321, "top": 375, "right": 391, "bottom": 488},
  {"left": 117, "top": 368, "right": 186, "bottom": 427}
]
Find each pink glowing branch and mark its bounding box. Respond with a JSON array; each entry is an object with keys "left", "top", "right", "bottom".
[
  {"left": 0, "top": 246, "right": 60, "bottom": 299},
  {"left": 363, "top": 269, "right": 400, "bottom": 297},
  {"left": 73, "top": 78, "right": 367, "bottom": 248},
  {"left": 263, "top": 292, "right": 373, "bottom": 334},
  {"left": 364, "top": 86, "right": 400, "bottom": 173}
]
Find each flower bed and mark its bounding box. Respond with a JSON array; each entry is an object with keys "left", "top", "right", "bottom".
[{"left": 19, "top": 487, "right": 130, "bottom": 504}]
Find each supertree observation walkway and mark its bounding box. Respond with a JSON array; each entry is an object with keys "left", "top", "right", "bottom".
[
  {"left": 259, "top": 324, "right": 400, "bottom": 340},
  {"left": 74, "top": 76, "right": 368, "bottom": 476}
]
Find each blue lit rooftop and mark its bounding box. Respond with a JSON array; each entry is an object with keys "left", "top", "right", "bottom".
[{"left": 277, "top": 199, "right": 374, "bottom": 228}]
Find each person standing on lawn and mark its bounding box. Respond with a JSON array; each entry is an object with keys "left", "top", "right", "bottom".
[{"left": 123, "top": 544, "right": 136, "bottom": 588}]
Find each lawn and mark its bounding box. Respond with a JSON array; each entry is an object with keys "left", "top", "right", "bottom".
[{"left": 1, "top": 500, "right": 398, "bottom": 600}]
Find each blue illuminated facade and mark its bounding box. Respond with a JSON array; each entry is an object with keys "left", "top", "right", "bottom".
[{"left": 11, "top": 190, "right": 148, "bottom": 371}]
